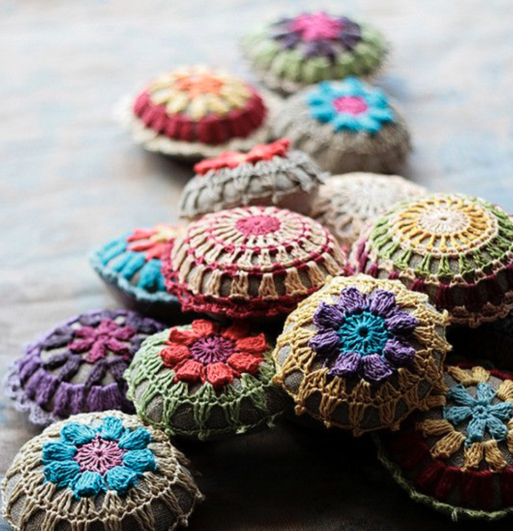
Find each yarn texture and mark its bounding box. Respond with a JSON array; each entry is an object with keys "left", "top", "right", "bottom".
[
  {"left": 179, "top": 139, "right": 326, "bottom": 220},
  {"left": 90, "top": 224, "right": 183, "bottom": 319},
  {"left": 121, "top": 65, "right": 279, "bottom": 159},
  {"left": 272, "top": 78, "right": 410, "bottom": 174},
  {"left": 1, "top": 410, "right": 203, "bottom": 531},
  {"left": 273, "top": 274, "right": 450, "bottom": 435},
  {"left": 5, "top": 310, "right": 164, "bottom": 426},
  {"left": 163, "top": 205, "right": 349, "bottom": 319},
  {"left": 352, "top": 193, "right": 513, "bottom": 327},
  {"left": 310, "top": 172, "right": 428, "bottom": 251},
  {"left": 376, "top": 365, "right": 513, "bottom": 520},
  {"left": 125, "top": 320, "right": 290, "bottom": 440},
  {"left": 242, "top": 11, "right": 388, "bottom": 94}
]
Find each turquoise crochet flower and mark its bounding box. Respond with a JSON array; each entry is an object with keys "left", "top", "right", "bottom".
[
  {"left": 444, "top": 382, "right": 513, "bottom": 446},
  {"left": 306, "top": 77, "right": 395, "bottom": 133},
  {"left": 42, "top": 416, "right": 157, "bottom": 498}
]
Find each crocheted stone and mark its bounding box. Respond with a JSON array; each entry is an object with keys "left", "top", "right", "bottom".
[
  {"left": 241, "top": 11, "right": 388, "bottom": 94},
  {"left": 310, "top": 172, "right": 428, "bottom": 251},
  {"left": 272, "top": 77, "right": 411, "bottom": 174},
  {"left": 1, "top": 411, "right": 203, "bottom": 531},
  {"left": 121, "top": 65, "right": 278, "bottom": 159},
  {"left": 273, "top": 274, "right": 450, "bottom": 435},
  {"left": 125, "top": 319, "right": 290, "bottom": 440},
  {"left": 90, "top": 224, "right": 184, "bottom": 322},
  {"left": 353, "top": 193, "right": 513, "bottom": 327},
  {"left": 5, "top": 310, "right": 165, "bottom": 426},
  {"left": 376, "top": 364, "right": 513, "bottom": 520},
  {"left": 179, "top": 138, "right": 326, "bottom": 220},
  {"left": 163, "top": 205, "right": 350, "bottom": 319}
]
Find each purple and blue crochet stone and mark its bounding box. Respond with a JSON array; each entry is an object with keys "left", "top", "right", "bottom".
[
  {"left": 444, "top": 382, "right": 513, "bottom": 446},
  {"left": 90, "top": 225, "right": 182, "bottom": 317},
  {"left": 309, "top": 287, "right": 418, "bottom": 384},
  {"left": 306, "top": 77, "right": 395, "bottom": 133},
  {"left": 5, "top": 309, "right": 165, "bottom": 426},
  {"left": 42, "top": 416, "right": 156, "bottom": 499}
]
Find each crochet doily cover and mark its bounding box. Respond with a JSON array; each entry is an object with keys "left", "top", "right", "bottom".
[
  {"left": 178, "top": 139, "right": 326, "bottom": 220},
  {"left": 310, "top": 172, "right": 427, "bottom": 251},
  {"left": 353, "top": 193, "right": 513, "bottom": 327},
  {"left": 163, "top": 205, "right": 349, "bottom": 319},
  {"left": 121, "top": 65, "right": 279, "bottom": 159},
  {"left": 126, "top": 320, "right": 290, "bottom": 440},
  {"left": 1, "top": 410, "right": 203, "bottom": 531},
  {"left": 5, "top": 310, "right": 165, "bottom": 426},
  {"left": 273, "top": 275, "right": 450, "bottom": 435},
  {"left": 376, "top": 365, "right": 513, "bottom": 521},
  {"left": 272, "top": 78, "right": 410, "bottom": 175},
  {"left": 242, "top": 11, "right": 388, "bottom": 94},
  {"left": 90, "top": 225, "right": 183, "bottom": 315}
]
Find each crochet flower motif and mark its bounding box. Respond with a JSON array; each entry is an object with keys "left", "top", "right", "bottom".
[
  {"left": 309, "top": 287, "right": 418, "bottom": 384},
  {"left": 159, "top": 320, "right": 267, "bottom": 390},
  {"left": 444, "top": 383, "right": 513, "bottom": 445},
  {"left": 272, "top": 12, "right": 362, "bottom": 58},
  {"left": 127, "top": 224, "right": 179, "bottom": 261},
  {"left": 68, "top": 319, "right": 136, "bottom": 364},
  {"left": 194, "top": 139, "right": 290, "bottom": 175},
  {"left": 42, "top": 416, "right": 156, "bottom": 498},
  {"left": 307, "top": 78, "right": 395, "bottom": 133}
]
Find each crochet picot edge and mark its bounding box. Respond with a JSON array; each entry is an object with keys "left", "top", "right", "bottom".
[{"left": 374, "top": 365, "right": 513, "bottom": 522}]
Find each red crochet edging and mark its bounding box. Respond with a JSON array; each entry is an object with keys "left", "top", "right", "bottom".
[
  {"left": 132, "top": 87, "right": 267, "bottom": 145},
  {"left": 354, "top": 240, "right": 513, "bottom": 315}
]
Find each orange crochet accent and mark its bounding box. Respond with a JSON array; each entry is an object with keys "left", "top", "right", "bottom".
[
  {"left": 163, "top": 206, "right": 349, "bottom": 319},
  {"left": 174, "top": 73, "right": 225, "bottom": 98}
]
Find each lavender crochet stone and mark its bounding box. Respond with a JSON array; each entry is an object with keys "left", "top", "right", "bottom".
[{"left": 5, "top": 309, "right": 165, "bottom": 426}]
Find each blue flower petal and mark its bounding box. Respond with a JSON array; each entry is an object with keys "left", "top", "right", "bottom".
[
  {"left": 332, "top": 113, "right": 361, "bottom": 132},
  {"left": 364, "top": 91, "right": 388, "bottom": 107},
  {"left": 138, "top": 259, "right": 163, "bottom": 290},
  {"left": 61, "top": 423, "right": 96, "bottom": 445},
  {"left": 476, "top": 382, "right": 496, "bottom": 403},
  {"left": 355, "top": 115, "right": 382, "bottom": 133},
  {"left": 73, "top": 471, "right": 106, "bottom": 498},
  {"left": 340, "top": 77, "right": 364, "bottom": 94},
  {"left": 368, "top": 107, "right": 394, "bottom": 123},
  {"left": 123, "top": 449, "right": 157, "bottom": 473},
  {"left": 112, "top": 252, "right": 146, "bottom": 280},
  {"left": 44, "top": 460, "right": 81, "bottom": 488},
  {"left": 42, "top": 441, "right": 77, "bottom": 463},
  {"left": 485, "top": 415, "right": 509, "bottom": 441},
  {"left": 488, "top": 402, "right": 513, "bottom": 421},
  {"left": 447, "top": 384, "right": 476, "bottom": 407},
  {"left": 466, "top": 415, "right": 487, "bottom": 444},
  {"left": 106, "top": 466, "right": 139, "bottom": 495},
  {"left": 118, "top": 427, "right": 152, "bottom": 450},
  {"left": 310, "top": 104, "right": 335, "bottom": 123},
  {"left": 97, "top": 417, "right": 125, "bottom": 441},
  {"left": 443, "top": 405, "right": 473, "bottom": 425}
]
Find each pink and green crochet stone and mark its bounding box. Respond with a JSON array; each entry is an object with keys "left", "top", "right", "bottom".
[
  {"left": 5, "top": 309, "right": 165, "bottom": 426},
  {"left": 125, "top": 319, "right": 291, "bottom": 441},
  {"left": 242, "top": 11, "right": 388, "bottom": 94}
]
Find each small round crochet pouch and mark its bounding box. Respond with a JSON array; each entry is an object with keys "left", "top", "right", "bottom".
[
  {"left": 353, "top": 193, "right": 513, "bottom": 328},
  {"left": 375, "top": 364, "right": 513, "bottom": 520},
  {"left": 241, "top": 11, "right": 388, "bottom": 95},
  {"left": 272, "top": 77, "right": 411, "bottom": 174},
  {"left": 1, "top": 411, "right": 203, "bottom": 531},
  {"left": 120, "top": 65, "right": 278, "bottom": 160},
  {"left": 125, "top": 319, "right": 290, "bottom": 441},
  {"left": 273, "top": 274, "right": 450, "bottom": 435},
  {"left": 163, "top": 205, "right": 350, "bottom": 319},
  {"left": 310, "top": 172, "right": 427, "bottom": 251},
  {"left": 5, "top": 309, "right": 164, "bottom": 426},
  {"left": 179, "top": 138, "right": 326, "bottom": 220},
  {"left": 90, "top": 224, "right": 184, "bottom": 321}
]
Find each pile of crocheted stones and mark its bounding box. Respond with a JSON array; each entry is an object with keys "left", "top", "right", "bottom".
[{"left": 4, "top": 9, "right": 513, "bottom": 531}]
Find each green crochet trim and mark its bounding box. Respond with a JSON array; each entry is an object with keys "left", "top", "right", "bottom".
[
  {"left": 125, "top": 331, "right": 289, "bottom": 441},
  {"left": 242, "top": 24, "right": 387, "bottom": 85},
  {"left": 373, "top": 434, "right": 513, "bottom": 522},
  {"left": 368, "top": 194, "right": 513, "bottom": 283}
]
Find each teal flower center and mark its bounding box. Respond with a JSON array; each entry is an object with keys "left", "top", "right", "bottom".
[{"left": 338, "top": 310, "right": 390, "bottom": 357}]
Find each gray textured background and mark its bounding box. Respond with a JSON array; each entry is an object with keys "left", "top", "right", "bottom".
[{"left": 1, "top": 0, "right": 513, "bottom": 529}]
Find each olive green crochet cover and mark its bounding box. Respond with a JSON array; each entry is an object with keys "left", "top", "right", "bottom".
[{"left": 125, "top": 330, "right": 290, "bottom": 441}]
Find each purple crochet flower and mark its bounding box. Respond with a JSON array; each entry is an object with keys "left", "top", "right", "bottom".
[
  {"left": 5, "top": 310, "right": 165, "bottom": 426},
  {"left": 309, "top": 287, "right": 418, "bottom": 385}
]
